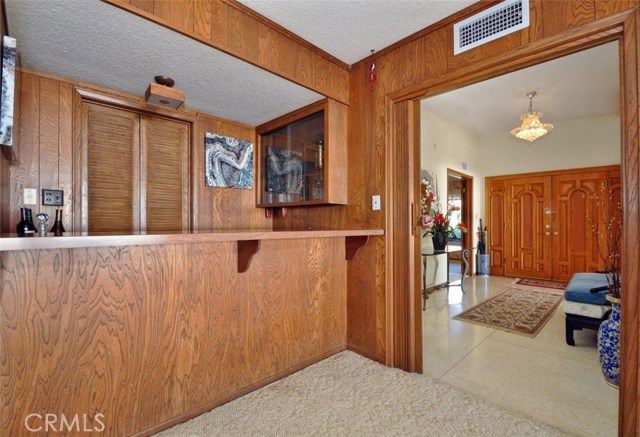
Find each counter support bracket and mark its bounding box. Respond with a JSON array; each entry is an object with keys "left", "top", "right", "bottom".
[
  {"left": 238, "top": 240, "right": 261, "bottom": 273},
  {"left": 345, "top": 236, "right": 369, "bottom": 260}
]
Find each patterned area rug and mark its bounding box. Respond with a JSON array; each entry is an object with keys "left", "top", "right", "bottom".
[
  {"left": 453, "top": 288, "right": 563, "bottom": 337},
  {"left": 514, "top": 278, "right": 568, "bottom": 290}
]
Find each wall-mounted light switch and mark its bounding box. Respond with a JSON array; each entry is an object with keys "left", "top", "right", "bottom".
[
  {"left": 42, "top": 189, "right": 64, "bottom": 206},
  {"left": 372, "top": 195, "right": 381, "bottom": 211},
  {"left": 23, "top": 188, "right": 37, "bottom": 205}
]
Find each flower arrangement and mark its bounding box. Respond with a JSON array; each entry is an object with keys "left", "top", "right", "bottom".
[
  {"left": 591, "top": 182, "right": 622, "bottom": 299},
  {"left": 419, "top": 177, "right": 467, "bottom": 238}
]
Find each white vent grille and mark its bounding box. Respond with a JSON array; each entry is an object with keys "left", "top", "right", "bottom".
[{"left": 454, "top": 0, "right": 529, "bottom": 55}]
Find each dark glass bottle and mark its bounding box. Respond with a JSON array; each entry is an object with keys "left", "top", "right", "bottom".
[
  {"left": 16, "top": 207, "right": 36, "bottom": 237},
  {"left": 50, "top": 209, "right": 65, "bottom": 236}
]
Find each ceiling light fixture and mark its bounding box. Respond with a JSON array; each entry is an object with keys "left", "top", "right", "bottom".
[
  {"left": 510, "top": 91, "right": 553, "bottom": 142},
  {"left": 145, "top": 76, "right": 184, "bottom": 109}
]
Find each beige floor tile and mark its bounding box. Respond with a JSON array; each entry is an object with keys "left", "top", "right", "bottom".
[{"left": 423, "top": 275, "right": 619, "bottom": 437}]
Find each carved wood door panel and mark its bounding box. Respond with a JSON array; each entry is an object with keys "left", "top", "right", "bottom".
[
  {"left": 504, "top": 176, "right": 552, "bottom": 279},
  {"left": 551, "top": 171, "right": 608, "bottom": 281}
]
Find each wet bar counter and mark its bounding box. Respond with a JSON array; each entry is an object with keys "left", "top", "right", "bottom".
[{"left": 0, "top": 229, "right": 382, "bottom": 436}]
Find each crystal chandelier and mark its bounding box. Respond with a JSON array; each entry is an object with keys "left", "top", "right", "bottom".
[{"left": 510, "top": 91, "right": 553, "bottom": 142}]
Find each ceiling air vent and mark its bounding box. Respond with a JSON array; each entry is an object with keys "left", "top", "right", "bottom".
[{"left": 453, "top": 0, "right": 529, "bottom": 55}]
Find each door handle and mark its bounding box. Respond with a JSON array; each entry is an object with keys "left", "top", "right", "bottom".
[
  {"left": 545, "top": 232, "right": 551, "bottom": 236},
  {"left": 545, "top": 225, "right": 551, "bottom": 229},
  {"left": 553, "top": 232, "right": 559, "bottom": 236}
]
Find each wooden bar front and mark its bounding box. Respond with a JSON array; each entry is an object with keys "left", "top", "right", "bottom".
[{"left": 0, "top": 230, "right": 381, "bottom": 436}]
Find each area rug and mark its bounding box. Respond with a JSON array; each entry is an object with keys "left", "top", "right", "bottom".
[
  {"left": 514, "top": 278, "right": 567, "bottom": 291},
  {"left": 157, "top": 351, "right": 566, "bottom": 436},
  {"left": 453, "top": 287, "right": 563, "bottom": 337}
]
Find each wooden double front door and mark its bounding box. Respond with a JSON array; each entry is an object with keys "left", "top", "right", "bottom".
[{"left": 487, "top": 166, "right": 620, "bottom": 281}]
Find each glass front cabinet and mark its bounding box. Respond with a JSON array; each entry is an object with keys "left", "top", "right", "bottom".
[{"left": 255, "top": 98, "right": 347, "bottom": 208}]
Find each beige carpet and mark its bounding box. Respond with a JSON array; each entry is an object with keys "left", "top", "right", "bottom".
[
  {"left": 157, "top": 351, "right": 567, "bottom": 436},
  {"left": 453, "top": 287, "right": 563, "bottom": 337}
]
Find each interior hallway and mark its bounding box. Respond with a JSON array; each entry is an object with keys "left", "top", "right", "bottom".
[{"left": 423, "top": 275, "right": 618, "bottom": 437}]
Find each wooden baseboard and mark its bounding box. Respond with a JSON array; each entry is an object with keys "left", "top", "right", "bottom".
[
  {"left": 346, "top": 344, "right": 385, "bottom": 364},
  {"left": 131, "top": 345, "right": 348, "bottom": 437}
]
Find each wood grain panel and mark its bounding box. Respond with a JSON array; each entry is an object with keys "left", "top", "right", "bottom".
[
  {"left": 209, "top": 0, "right": 229, "bottom": 47},
  {"left": 595, "top": 0, "right": 637, "bottom": 19},
  {"left": 153, "top": 0, "right": 194, "bottom": 33},
  {"left": 193, "top": 113, "right": 269, "bottom": 231},
  {"left": 140, "top": 115, "right": 190, "bottom": 231},
  {"left": 38, "top": 77, "right": 61, "bottom": 222},
  {"left": 522, "top": 0, "right": 544, "bottom": 45},
  {"left": 59, "top": 82, "right": 74, "bottom": 233},
  {"left": 0, "top": 154, "right": 8, "bottom": 234},
  {"left": 193, "top": 0, "right": 212, "bottom": 40},
  {"left": 0, "top": 238, "right": 347, "bottom": 436},
  {"left": 325, "top": 99, "right": 348, "bottom": 205},
  {"left": 10, "top": 72, "right": 40, "bottom": 230},
  {"left": 130, "top": 0, "right": 154, "bottom": 14},
  {"left": 84, "top": 103, "right": 139, "bottom": 233},
  {"left": 542, "top": 0, "right": 595, "bottom": 38},
  {"left": 227, "top": 5, "right": 259, "bottom": 60}
]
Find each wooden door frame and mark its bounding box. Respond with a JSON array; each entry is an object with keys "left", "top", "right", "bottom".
[
  {"left": 386, "top": 10, "right": 639, "bottom": 434},
  {"left": 447, "top": 168, "right": 474, "bottom": 275}
]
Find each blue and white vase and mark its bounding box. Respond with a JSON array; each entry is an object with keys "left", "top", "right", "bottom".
[{"left": 597, "top": 295, "right": 621, "bottom": 388}]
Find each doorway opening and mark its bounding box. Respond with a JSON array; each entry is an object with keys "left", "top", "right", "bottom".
[
  {"left": 446, "top": 169, "right": 473, "bottom": 278},
  {"left": 418, "top": 41, "right": 620, "bottom": 435}
]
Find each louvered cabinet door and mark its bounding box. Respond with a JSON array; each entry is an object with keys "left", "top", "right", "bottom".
[
  {"left": 83, "top": 103, "right": 140, "bottom": 232},
  {"left": 140, "top": 115, "right": 190, "bottom": 232}
]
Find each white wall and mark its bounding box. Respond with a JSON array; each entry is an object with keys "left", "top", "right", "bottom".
[
  {"left": 420, "top": 110, "right": 621, "bottom": 286},
  {"left": 477, "top": 114, "right": 620, "bottom": 176},
  {"left": 421, "top": 110, "right": 484, "bottom": 286}
]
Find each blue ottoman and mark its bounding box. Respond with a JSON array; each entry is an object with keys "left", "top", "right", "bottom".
[{"left": 564, "top": 273, "right": 612, "bottom": 346}]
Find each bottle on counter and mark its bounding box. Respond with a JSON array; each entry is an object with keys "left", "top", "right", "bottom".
[
  {"left": 16, "top": 207, "right": 36, "bottom": 237},
  {"left": 50, "top": 209, "right": 65, "bottom": 236},
  {"left": 316, "top": 140, "right": 324, "bottom": 169}
]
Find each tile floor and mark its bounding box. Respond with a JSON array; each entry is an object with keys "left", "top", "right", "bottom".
[{"left": 423, "top": 275, "right": 618, "bottom": 437}]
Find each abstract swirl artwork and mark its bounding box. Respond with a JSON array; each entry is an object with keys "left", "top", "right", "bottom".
[{"left": 204, "top": 132, "right": 253, "bottom": 189}]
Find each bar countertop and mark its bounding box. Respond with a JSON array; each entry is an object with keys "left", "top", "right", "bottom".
[{"left": 0, "top": 228, "right": 384, "bottom": 251}]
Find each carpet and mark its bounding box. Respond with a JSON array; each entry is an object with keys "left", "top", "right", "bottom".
[
  {"left": 453, "top": 287, "right": 563, "bottom": 337},
  {"left": 514, "top": 278, "right": 568, "bottom": 290},
  {"left": 157, "top": 351, "right": 566, "bottom": 436}
]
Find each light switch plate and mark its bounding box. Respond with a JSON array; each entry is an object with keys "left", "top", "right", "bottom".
[
  {"left": 372, "top": 195, "right": 381, "bottom": 211},
  {"left": 23, "top": 188, "right": 37, "bottom": 205},
  {"left": 42, "top": 189, "right": 64, "bottom": 206}
]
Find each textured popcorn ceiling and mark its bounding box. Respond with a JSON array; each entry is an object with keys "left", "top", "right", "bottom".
[
  {"left": 421, "top": 42, "right": 620, "bottom": 137},
  {"left": 5, "top": 0, "right": 322, "bottom": 126},
  {"left": 237, "top": 0, "right": 477, "bottom": 65}
]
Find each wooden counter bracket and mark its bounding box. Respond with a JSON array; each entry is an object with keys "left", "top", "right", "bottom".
[
  {"left": 237, "top": 240, "right": 260, "bottom": 273},
  {"left": 345, "top": 235, "right": 370, "bottom": 260}
]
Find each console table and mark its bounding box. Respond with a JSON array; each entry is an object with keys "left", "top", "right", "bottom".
[{"left": 422, "top": 246, "right": 471, "bottom": 310}]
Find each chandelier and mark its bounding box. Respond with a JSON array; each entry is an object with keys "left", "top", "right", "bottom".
[{"left": 510, "top": 91, "right": 553, "bottom": 142}]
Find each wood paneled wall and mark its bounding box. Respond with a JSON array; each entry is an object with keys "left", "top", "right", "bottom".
[
  {"left": 106, "top": 0, "right": 349, "bottom": 104},
  {"left": 7, "top": 69, "right": 268, "bottom": 234},
  {"left": 0, "top": 238, "right": 347, "bottom": 436},
  {"left": 0, "top": 154, "right": 8, "bottom": 234}
]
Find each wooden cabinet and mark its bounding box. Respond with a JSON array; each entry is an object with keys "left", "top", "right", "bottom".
[
  {"left": 255, "top": 98, "right": 347, "bottom": 208},
  {"left": 79, "top": 101, "right": 189, "bottom": 232},
  {"left": 486, "top": 165, "right": 620, "bottom": 280}
]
